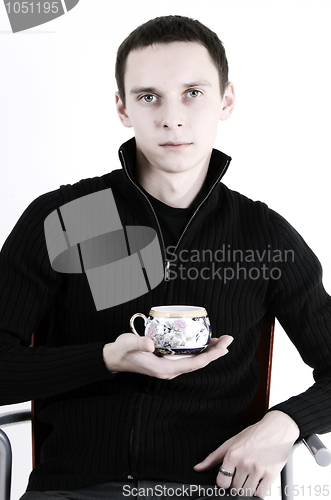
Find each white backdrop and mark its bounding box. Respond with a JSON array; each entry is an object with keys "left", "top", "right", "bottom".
[{"left": 1, "top": 0, "right": 331, "bottom": 498}]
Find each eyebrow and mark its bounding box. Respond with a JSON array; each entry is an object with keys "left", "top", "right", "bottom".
[
  {"left": 130, "top": 86, "right": 158, "bottom": 95},
  {"left": 184, "top": 81, "right": 212, "bottom": 88},
  {"left": 129, "top": 81, "right": 212, "bottom": 95}
]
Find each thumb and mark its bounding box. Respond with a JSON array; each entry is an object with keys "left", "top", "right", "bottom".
[
  {"left": 117, "top": 333, "right": 155, "bottom": 353},
  {"left": 139, "top": 335, "right": 155, "bottom": 353}
]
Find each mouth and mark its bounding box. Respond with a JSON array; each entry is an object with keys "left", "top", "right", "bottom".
[{"left": 159, "top": 142, "right": 192, "bottom": 150}]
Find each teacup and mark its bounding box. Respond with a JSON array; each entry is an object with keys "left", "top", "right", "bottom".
[{"left": 130, "top": 305, "right": 211, "bottom": 357}]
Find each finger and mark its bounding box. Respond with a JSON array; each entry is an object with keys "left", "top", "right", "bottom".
[
  {"left": 216, "top": 469, "right": 234, "bottom": 490},
  {"left": 216, "top": 463, "right": 236, "bottom": 490},
  {"left": 255, "top": 479, "right": 270, "bottom": 499},
  {"left": 229, "top": 468, "right": 248, "bottom": 493},
  {"left": 240, "top": 466, "right": 265, "bottom": 496},
  {"left": 193, "top": 339, "right": 232, "bottom": 364},
  {"left": 194, "top": 452, "right": 220, "bottom": 471},
  {"left": 193, "top": 335, "right": 234, "bottom": 361},
  {"left": 208, "top": 335, "right": 234, "bottom": 350},
  {"left": 160, "top": 348, "right": 224, "bottom": 373},
  {"left": 215, "top": 450, "right": 237, "bottom": 489},
  {"left": 124, "top": 334, "right": 234, "bottom": 380},
  {"left": 239, "top": 477, "right": 260, "bottom": 499},
  {"left": 217, "top": 335, "right": 234, "bottom": 347},
  {"left": 194, "top": 441, "right": 229, "bottom": 470}
]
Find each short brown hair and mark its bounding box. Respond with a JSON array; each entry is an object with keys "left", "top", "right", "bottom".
[{"left": 115, "top": 15, "right": 229, "bottom": 106}]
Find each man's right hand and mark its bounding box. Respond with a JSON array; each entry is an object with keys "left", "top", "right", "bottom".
[{"left": 103, "top": 333, "right": 233, "bottom": 379}]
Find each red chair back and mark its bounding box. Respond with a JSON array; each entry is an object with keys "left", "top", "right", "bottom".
[{"left": 241, "top": 314, "right": 275, "bottom": 426}]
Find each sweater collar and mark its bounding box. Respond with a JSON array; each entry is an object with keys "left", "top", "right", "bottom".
[{"left": 118, "top": 137, "right": 231, "bottom": 207}]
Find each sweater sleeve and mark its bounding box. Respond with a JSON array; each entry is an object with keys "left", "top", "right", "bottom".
[
  {"left": 267, "top": 209, "right": 331, "bottom": 438},
  {"left": 0, "top": 191, "right": 113, "bottom": 406}
]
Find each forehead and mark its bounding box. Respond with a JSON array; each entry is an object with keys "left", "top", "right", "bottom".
[{"left": 124, "top": 41, "right": 219, "bottom": 89}]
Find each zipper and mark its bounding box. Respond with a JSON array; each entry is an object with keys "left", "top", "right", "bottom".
[
  {"left": 127, "top": 392, "right": 146, "bottom": 480},
  {"left": 128, "top": 426, "right": 134, "bottom": 480},
  {"left": 165, "top": 159, "right": 231, "bottom": 260},
  {"left": 119, "top": 150, "right": 170, "bottom": 282},
  {"left": 119, "top": 148, "right": 230, "bottom": 478},
  {"left": 119, "top": 148, "right": 230, "bottom": 282}
]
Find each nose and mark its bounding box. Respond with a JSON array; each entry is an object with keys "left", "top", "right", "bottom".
[
  {"left": 163, "top": 120, "right": 183, "bottom": 129},
  {"left": 160, "top": 100, "right": 183, "bottom": 129},
  {"left": 163, "top": 123, "right": 183, "bottom": 129}
]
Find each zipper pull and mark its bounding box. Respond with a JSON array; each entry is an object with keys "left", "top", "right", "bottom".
[{"left": 164, "top": 260, "right": 171, "bottom": 281}]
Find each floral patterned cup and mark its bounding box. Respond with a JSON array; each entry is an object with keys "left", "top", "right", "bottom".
[{"left": 130, "top": 305, "right": 211, "bottom": 357}]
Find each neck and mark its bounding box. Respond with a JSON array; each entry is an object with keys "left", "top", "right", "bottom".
[{"left": 136, "top": 151, "right": 211, "bottom": 209}]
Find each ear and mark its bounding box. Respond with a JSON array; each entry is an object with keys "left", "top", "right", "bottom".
[
  {"left": 219, "top": 82, "right": 235, "bottom": 121},
  {"left": 115, "top": 92, "right": 132, "bottom": 128}
]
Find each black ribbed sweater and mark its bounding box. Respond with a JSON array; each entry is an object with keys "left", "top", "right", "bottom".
[{"left": 1, "top": 138, "right": 331, "bottom": 491}]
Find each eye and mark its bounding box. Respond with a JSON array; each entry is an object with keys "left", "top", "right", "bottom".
[
  {"left": 187, "top": 90, "right": 202, "bottom": 98},
  {"left": 140, "top": 94, "right": 157, "bottom": 103}
]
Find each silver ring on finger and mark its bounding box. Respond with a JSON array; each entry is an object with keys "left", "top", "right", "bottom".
[{"left": 219, "top": 465, "right": 235, "bottom": 477}]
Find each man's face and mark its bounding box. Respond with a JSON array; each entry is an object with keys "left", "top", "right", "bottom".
[{"left": 116, "top": 42, "right": 234, "bottom": 176}]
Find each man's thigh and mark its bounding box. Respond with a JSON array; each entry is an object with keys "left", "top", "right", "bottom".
[
  {"left": 19, "top": 481, "right": 256, "bottom": 500},
  {"left": 19, "top": 482, "right": 126, "bottom": 500},
  {"left": 20, "top": 494, "right": 70, "bottom": 500}
]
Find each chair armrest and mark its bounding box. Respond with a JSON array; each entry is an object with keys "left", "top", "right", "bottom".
[
  {"left": 0, "top": 410, "right": 32, "bottom": 427},
  {"left": 302, "top": 434, "right": 331, "bottom": 466},
  {"left": 0, "top": 410, "right": 32, "bottom": 500}
]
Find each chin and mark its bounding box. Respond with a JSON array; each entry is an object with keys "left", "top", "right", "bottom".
[{"left": 162, "top": 163, "right": 194, "bottom": 174}]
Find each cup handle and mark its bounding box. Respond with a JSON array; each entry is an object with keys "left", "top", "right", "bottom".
[{"left": 130, "top": 313, "right": 148, "bottom": 336}]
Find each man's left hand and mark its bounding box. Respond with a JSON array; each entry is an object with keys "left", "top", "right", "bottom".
[{"left": 194, "top": 410, "right": 300, "bottom": 498}]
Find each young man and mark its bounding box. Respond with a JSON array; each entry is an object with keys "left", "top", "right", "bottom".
[{"left": 1, "top": 15, "right": 331, "bottom": 500}]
